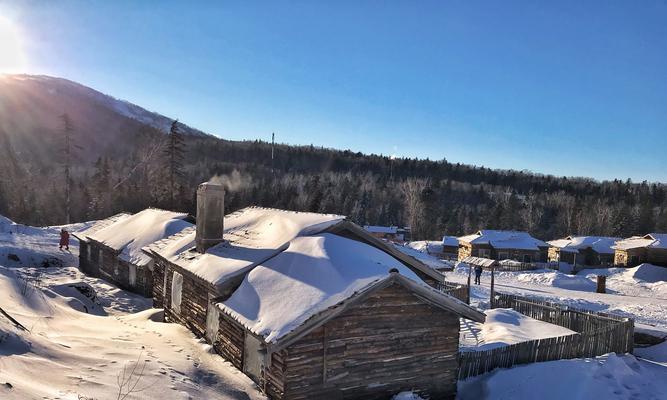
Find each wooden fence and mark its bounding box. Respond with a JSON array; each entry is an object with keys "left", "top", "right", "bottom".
[
  {"left": 437, "top": 281, "right": 469, "bottom": 304},
  {"left": 458, "top": 292, "right": 634, "bottom": 380}
]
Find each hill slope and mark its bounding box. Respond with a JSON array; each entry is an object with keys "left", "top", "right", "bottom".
[{"left": 0, "top": 74, "right": 666, "bottom": 239}]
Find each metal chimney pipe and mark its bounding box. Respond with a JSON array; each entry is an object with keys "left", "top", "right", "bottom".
[{"left": 195, "top": 182, "right": 225, "bottom": 253}]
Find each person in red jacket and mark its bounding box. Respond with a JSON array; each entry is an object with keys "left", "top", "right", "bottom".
[{"left": 59, "top": 229, "right": 70, "bottom": 250}]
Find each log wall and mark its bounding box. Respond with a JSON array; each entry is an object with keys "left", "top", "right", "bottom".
[
  {"left": 273, "top": 282, "right": 460, "bottom": 400},
  {"left": 213, "top": 312, "right": 246, "bottom": 371},
  {"left": 162, "top": 262, "right": 213, "bottom": 338}
]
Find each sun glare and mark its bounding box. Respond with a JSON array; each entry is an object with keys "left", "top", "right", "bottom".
[{"left": 0, "top": 16, "right": 26, "bottom": 73}]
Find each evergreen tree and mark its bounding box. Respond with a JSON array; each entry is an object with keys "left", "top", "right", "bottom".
[{"left": 163, "top": 120, "right": 186, "bottom": 209}]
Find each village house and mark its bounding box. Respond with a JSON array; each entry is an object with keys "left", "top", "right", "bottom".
[
  {"left": 362, "top": 225, "right": 410, "bottom": 243},
  {"left": 442, "top": 236, "right": 460, "bottom": 259},
  {"left": 613, "top": 233, "right": 667, "bottom": 267},
  {"left": 73, "top": 208, "right": 193, "bottom": 297},
  {"left": 457, "top": 230, "right": 549, "bottom": 263},
  {"left": 143, "top": 182, "right": 484, "bottom": 400},
  {"left": 73, "top": 212, "right": 131, "bottom": 277},
  {"left": 547, "top": 236, "right": 620, "bottom": 267}
]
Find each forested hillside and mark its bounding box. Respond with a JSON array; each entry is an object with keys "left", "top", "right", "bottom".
[{"left": 1, "top": 75, "right": 665, "bottom": 240}]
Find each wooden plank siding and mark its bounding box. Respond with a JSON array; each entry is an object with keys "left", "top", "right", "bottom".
[
  {"left": 268, "top": 282, "right": 461, "bottom": 400},
  {"left": 459, "top": 242, "right": 547, "bottom": 263},
  {"left": 81, "top": 240, "right": 154, "bottom": 297},
  {"left": 162, "top": 261, "right": 214, "bottom": 338}
]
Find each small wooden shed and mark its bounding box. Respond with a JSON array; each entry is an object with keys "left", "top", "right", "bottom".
[
  {"left": 457, "top": 230, "right": 548, "bottom": 263},
  {"left": 144, "top": 199, "right": 484, "bottom": 400},
  {"left": 613, "top": 233, "right": 667, "bottom": 267},
  {"left": 74, "top": 208, "right": 193, "bottom": 296},
  {"left": 547, "top": 236, "right": 620, "bottom": 267}
]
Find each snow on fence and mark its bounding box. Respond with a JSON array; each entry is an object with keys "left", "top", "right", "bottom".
[
  {"left": 458, "top": 293, "right": 634, "bottom": 380},
  {"left": 437, "top": 281, "right": 469, "bottom": 304}
]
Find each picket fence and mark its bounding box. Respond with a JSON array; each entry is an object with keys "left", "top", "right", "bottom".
[
  {"left": 458, "top": 292, "right": 634, "bottom": 380},
  {"left": 437, "top": 281, "right": 469, "bottom": 304}
]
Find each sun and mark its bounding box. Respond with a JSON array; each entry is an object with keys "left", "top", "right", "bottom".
[{"left": 0, "top": 16, "right": 26, "bottom": 73}]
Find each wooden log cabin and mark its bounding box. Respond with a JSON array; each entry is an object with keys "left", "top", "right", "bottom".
[
  {"left": 547, "top": 236, "right": 620, "bottom": 267},
  {"left": 457, "top": 230, "right": 548, "bottom": 263},
  {"left": 613, "top": 233, "right": 667, "bottom": 267},
  {"left": 143, "top": 182, "right": 485, "bottom": 400},
  {"left": 73, "top": 208, "right": 193, "bottom": 297},
  {"left": 72, "top": 212, "right": 131, "bottom": 277}
]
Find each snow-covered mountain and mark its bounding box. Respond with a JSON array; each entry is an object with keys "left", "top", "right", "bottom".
[
  {"left": 0, "top": 73, "right": 217, "bottom": 171},
  {"left": 1, "top": 74, "right": 208, "bottom": 138}
]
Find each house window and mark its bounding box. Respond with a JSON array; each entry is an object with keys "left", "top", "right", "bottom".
[
  {"left": 523, "top": 254, "right": 532, "bottom": 263},
  {"left": 498, "top": 252, "right": 509, "bottom": 260},
  {"left": 86, "top": 246, "right": 91, "bottom": 262},
  {"left": 478, "top": 249, "right": 491, "bottom": 258},
  {"left": 171, "top": 271, "right": 183, "bottom": 314}
]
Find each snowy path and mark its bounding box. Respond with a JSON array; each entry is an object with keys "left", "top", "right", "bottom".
[
  {"left": 1, "top": 218, "right": 265, "bottom": 400},
  {"left": 446, "top": 269, "right": 667, "bottom": 330}
]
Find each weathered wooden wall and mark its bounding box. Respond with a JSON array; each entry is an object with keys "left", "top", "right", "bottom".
[
  {"left": 614, "top": 248, "right": 647, "bottom": 267},
  {"left": 213, "top": 312, "right": 245, "bottom": 371},
  {"left": 271, "top": 282, "right": 460, "bottom": 400},
  {"left": 152, "top": 258, "right": 167, "bottom": 308},
  {"left": 647, "top": 248, "right": 667, "bottom": 267},
  {"left": 162, "top": 262, "right": 214, "bottom": 338}
]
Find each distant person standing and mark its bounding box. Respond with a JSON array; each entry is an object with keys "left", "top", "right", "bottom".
[
  {"left": 474, "top": 265, "right": 483, "bottom": 285},
  {"left": 59, "top": 229, "right": 70, "bottom": 250}
]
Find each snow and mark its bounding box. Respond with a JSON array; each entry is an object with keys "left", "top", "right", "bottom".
[
  {"left": 150, "top": 207, "right": 345, "bottom": 287},
  {"left": 458, "top": 230, "right": 548, "bottom": 251},
  {"left": 442, "top": 235, "right": 459, "bottom": 247},
  {"left": 461, "top": 308, "right": 576, "bottom": 350},
  {"left": 364, "top": 225, "right": 398, "bottom": 234},
  {"left": 458, "top": 353, "right": 667, "bottom": 400},
  {"left": 0, "top": 216, "right": 264, "bottom": 400},
  {"left": 450, "top": 263, "right": 667, "bottom": 330},
  {"left": 88, "top": 208, "right": 192, "bottom": 267},
  {"left": 612, "top": 233, "right": 667, "bottom": 251},
  {"left": 407, "top": 240, "right": 444, "bottom": 254},
  {"left": 647, "top": 233, "right": 667, "bottom": 249},
  {"left": 73, "top": 212, "right": 132, "bottom": 242},
  {"left": 548, "top": 235, "right": 620, "bottom": 254},
  {"left": 392, "top": 392, "right": 425, "bottom": 400},
  {"left": 394, "top": 242, "right": 451, "bottom": 269},
  {"left": 218, "top": 233, "right": 423, "bottom": 343}
]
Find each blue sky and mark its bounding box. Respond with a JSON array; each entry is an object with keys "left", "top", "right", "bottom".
[{"left": 2, "top": 1, "right": 666, "bottom": 182}]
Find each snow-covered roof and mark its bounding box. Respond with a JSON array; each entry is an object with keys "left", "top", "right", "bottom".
[
  {"left": 146, "top": 207, "right": 345, "bottom": 287},
  {"left": 395, "top": 242, "right": 448, "bottom": 269},
  {"left": 363, "top": 225, "right": 398, "bottom": 234},
  {"left": 407, "top": 240, "right": 445, "bottom": 254},
  {"left": 613, "top": 233, "right": 667, "bottom": 251},
  {"left": 461, "top": 256, "right": 497, "bottom": 268},
  {"left": 71, "top": 213, "right": 132, "bottom": 242},
  {"left": 548, "top": 236, "right": 621, "bottom": 254},
  {"left": 458, "top": 230, "right": 548, "bottom": 251},
  {"left": 218, "top": 233, "right": 483, "bottom": 344},
  {"left": 442, "top": 236, "right": 460, "bottom": 247},
  {"left": 87, "top": 209, "right": 192, "bottom": 266}
]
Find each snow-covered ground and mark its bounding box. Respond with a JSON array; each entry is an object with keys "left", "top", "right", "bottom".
[
  {"left": 447, "top": 263, "right": 667, "bottom": 331},
  {"left": 2, "top": 215, "right": 666, "bottom": 399},
  {"left": 0, "top": 217, "right": 263, "bottom": 400},
  {"left": 458, "top": 352, "right": 667, "bottom": 400}
]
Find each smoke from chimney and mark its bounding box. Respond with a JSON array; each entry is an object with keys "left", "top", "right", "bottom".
[{"left": 195, "top": 181, "right": 225, "bottom": 253}]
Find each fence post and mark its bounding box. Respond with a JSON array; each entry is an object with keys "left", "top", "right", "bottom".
[{"left": 490, "top": 263, "right": 495, "bottom": 308}]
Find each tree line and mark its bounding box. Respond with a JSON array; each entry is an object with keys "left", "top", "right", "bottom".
[{"left": 1, "top": 115, "right": 666, "bottom": 241}]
